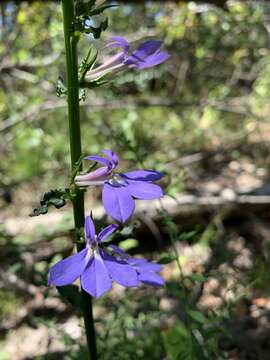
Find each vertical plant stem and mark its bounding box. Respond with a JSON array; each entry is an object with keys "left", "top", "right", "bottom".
[{"left": 61, "top": 1, "right": 97, "bottom": 359}]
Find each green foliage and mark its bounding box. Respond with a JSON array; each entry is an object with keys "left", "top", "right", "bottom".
[
  {"left": 158, "top": 254, "right": 176, "bottom": 264},
  {"left": 48, "top": 296, "right": 165, "bottom": 359},
  {"left": 188, "top": 273, "right": 208, "bottom": 283},
  {"left": 247, "top": 257, "right": 270, "bottom": 293},
  {"left": 97, "top": 300, "right": 165, "bottom": 359},
  {"left": 0, "top": 2, "right": 268, "bottom": 195},
  {"left": 0, "top": 290, "right": 24, "bottom": 320},
  {"left": 162, "top": 321, "right": 196, "bottom": 360},
  {"left": 162, "top": 312, "right": 225, "bottom": 360},
  {"left": 30, "top": 188, "right": 74, "bottom": 216},
  {"left": 118, "top": 238, "right": 139, "bottom": 251},
  {"left": 1, "top": 2, "right": 270, "bottom": 359},
  {"left": 3, "top": 1, "right": 269, "bottom": 198}
]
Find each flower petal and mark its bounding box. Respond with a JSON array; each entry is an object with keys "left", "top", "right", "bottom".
[
  {"left": 88, "top": 53, "right": 125, "bottom": 75},
  {"left": 102, "top": 183, "right": 135, "bottom": 223},
  {"left": 138, "top": 271, "right": 165, "bottom": 287},
  {"left": 107, "top": 36, "right": 129, "bottom": 52},
  {"left": 84, "top": 155, "right": 112, "bottom": 168},
  {"left": 84, "top": 216, "right": 95, "bottom": 242},
  {"left": 129, "top": 40, "right": 162, "bottom": 62},
  {"left": 126, "top": 181, "right": 163, "bottom": 200},
  {"left": 81, "top": 252, "right": 112, "bottom": 298},
  {"left": 121, "top": 170, "right": 164, "bottom": 182},
  {"left": 108, "top": 244, "right": 129, "bottom": 260},
  {"left": 75, "top": 166, "right": 110, "bottom": 182},
  {"left": 97, "top": 224, "right": 118, "bottom": 242},
  {"left": 128, "top": 257, "right": 162, "bottom": 272},
  {"left": 86, "top": 61, "right": 125, "bottom": 81},
  {"left": 101, "top": 149, "right": 119, "bottom": 167},
  {"left": 101, "top": 250, "right": 139, "bottom": 287},
  {"left": 136, "top": 51, "right": 170, "bottom": 69},
  {"left": 48, "top": 248, "right": 88, "bottom": 286}
]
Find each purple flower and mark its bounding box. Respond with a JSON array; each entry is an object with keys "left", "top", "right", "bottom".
[
  {"left": 48, "top": 216, "right": 164, "bottom": 298},
  {"left": 110, "top": 245, "right": 164, "bottom": 287},
  {"left": 86, "top": 36, "right": 169, "bottom": 81},
  {"left": 75, "top": 150, "right": 164, "bottom": 223}
]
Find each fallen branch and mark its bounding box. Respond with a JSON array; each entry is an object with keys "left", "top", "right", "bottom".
[
  {"left": 135, "top": 193, "right": 270, "bottom": 221},
  {"left": 5, "top": 192, "right": 270, "bottom": 237}
]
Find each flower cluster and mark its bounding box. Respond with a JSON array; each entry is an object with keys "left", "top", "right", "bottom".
[
  {"left": 48, "top": 35, "right": 169, "bottom": 298},
  {"left": 49, "top": 150, "right": 164, "bottom": 298}
]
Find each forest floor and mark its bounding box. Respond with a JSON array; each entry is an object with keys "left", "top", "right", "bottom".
[{"left": 1, "top": 143, "right": 270, "bottom": 360}]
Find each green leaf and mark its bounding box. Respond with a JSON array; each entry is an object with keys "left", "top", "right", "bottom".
[
  {"left": 30, "top": 188, "right": 74, "bottom": 216},
  {"left": 189, "top": 273, "right": 208, "bottom": 283},
  {"left": 31, "top": 204, "right": 49, "bottom": 216},
  {"left": 118, "top": 238, "right": 139, "bottom": 251},
  {"left": 158, "top": 254, "right": 176, "bottom": 264},
  {"left": 188, "top": 310, "right": 208, "bottom": 325},
  {"left": 179, "top": 231, "right": 198, "bottom": 242},
  {"left": 162, "top": 321, "right": 197, "bottom": 360}
]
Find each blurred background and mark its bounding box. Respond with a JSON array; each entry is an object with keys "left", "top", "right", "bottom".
[{"left": 2, "top": 0, "right": 270, "bottom": 359}]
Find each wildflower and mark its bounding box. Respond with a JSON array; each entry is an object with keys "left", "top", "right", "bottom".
[
  {"left": 48, "top": 216, "right": 164, "bottom": 298},
  {"left": 75, "top": 150, "right": 164, "bottom": 223},
  {"left": 48, "top": 216, "right": 138, "bottom": 298},
  {"left": 85, "top": 36, "right": 169, "bottom": 81}
]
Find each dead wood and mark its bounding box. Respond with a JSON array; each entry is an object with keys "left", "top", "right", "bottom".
[
  {"left": 135, "top": 193, "right": 270, "bottom": 221},
  {"left": 4, "top": 192, "right": 270, "bottom": 240}
]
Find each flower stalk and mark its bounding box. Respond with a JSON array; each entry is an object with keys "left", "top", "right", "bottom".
[{"left": 61, "top": 1, "right": 97, "bottom": 358}]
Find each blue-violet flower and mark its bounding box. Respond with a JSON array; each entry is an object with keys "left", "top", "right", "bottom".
[
  {"left": 48, "top": 216, "right": 164, "bottom": 298},
  {"left": 75, "top": 150, "right": 164, "bottom": 223},
  {"left": 86, "top": 36, "right": 169, "bottom": 81}
]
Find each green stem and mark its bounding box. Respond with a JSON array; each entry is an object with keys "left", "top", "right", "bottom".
[{"left": 61, "top": 1, "right": 97, "bottom": 359}]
